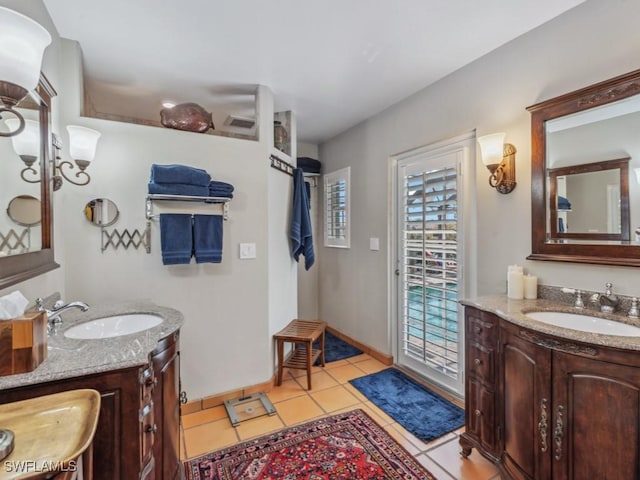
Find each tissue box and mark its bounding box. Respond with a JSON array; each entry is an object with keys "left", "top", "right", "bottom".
[{"left": 0, "top": 311, "right": 47, "bottom": 376}]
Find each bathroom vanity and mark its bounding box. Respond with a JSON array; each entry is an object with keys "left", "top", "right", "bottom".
[
  {"left": 0, "top": 301, "right": 183, "bottom": 480},
  {"left": 460, "top": 296, "right": 640, "bottom": 480}
]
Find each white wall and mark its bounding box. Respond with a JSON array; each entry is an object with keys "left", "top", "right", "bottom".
[
  {"left": 296, "top": 142, "right": 320, "bottom": 319},
  {"left": 318, "top": 0, "right": 640, "bottom": 355}
]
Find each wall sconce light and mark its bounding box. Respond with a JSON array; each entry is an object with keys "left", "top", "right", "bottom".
[
  {"left": 635, "top": 167, "right": 640, "bottom": 185},
  {"left": 0, "top": 7, "right": 51, "bottom": 137},
  {"left": 6, "top": 118, "right": 40, "bottom": 182},
  {"left": 477, "top": 132, "right": 517, "bottom": 194},
  {"left": 51, "top": 125, "right": 101, "bottom": 190}
]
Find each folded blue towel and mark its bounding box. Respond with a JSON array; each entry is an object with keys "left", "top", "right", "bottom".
[
  {"left": 209, "top": 180, "right": 234, "bottom": 192},
  {"left": 558, "top": 195, "right": 572, "bottom": 211},
  {"left": 290, "top": 168, "right": 314, "bottom": 270},
  {"left": 150, "top": 164, "right": 211, "bottom": 186},
  {"left": 193, "top": 214, "right": 223, "bottom": 263},
  {"left": 208, "top": 190, "right": 234, "bottom": 199},
  {"left": 149, "top": 182, "right": 209, "bottom": 196},
  {"left": 160, "top": 214, "right": 193, "bottom": 265}
]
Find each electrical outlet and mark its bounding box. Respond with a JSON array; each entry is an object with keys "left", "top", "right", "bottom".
[{"left": 239, "top": 243, "right": 257, "bottom": 259}]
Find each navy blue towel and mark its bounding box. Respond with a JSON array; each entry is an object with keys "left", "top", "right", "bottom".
[
  {"left": 558, "top": 195, "right": 572, "bottom": 211},
  {"left": 149, "top": 182, "right": 209, "bottom": 196},
  {"left": 150, "top": 164, "right": 211, "bottom": 186},
  {"left": 290, "top": 168, "right": 314, "bottom": 270},
  {"left": 160, "top": 214, "right": 193, "bottom": 265},
  {"left": 208, "top": 181, "right": 234, "bottom": 198},
  {"left": 193, "top": 214, "right": 223, "bottom": 263}
]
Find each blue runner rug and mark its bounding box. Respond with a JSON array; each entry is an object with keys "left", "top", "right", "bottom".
[
  {"left": 349, "top": 368, "right": 464, "bottom": 442},
  {"left": 314, "top": 331, "right": 363, "bottom": 363}
]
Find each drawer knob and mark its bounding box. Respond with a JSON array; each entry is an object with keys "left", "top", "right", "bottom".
[
  {"left": 474, "top": 325, "right": 482, "bottom": 334},
  {"left": 474, "top": 358, "right": 481, "bottom": 366},
  {"left": 474, "top": 409, "right": 481, "bottom": 417}
]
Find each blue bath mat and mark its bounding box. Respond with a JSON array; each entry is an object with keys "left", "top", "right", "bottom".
[
  {"left": 314, "top": 331, "right": 363, "bottom": 363},
  {"left": 349, "top": 368, "right": 464, "bottom": 442}
]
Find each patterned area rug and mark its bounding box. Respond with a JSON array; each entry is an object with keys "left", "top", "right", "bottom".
[
  {"left": 350, "top": 368, "right": 464, "bottom": 443},
  {"left": 184, "top": 409, "right": 436, "bottom": 480}
]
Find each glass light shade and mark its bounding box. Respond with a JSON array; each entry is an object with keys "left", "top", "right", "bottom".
[
  {"left": 635, "top": 167, "right": 640, "bottom": 185},
  {"left": 6, "top": 118, "right": 39, "bottom": 157},
  {"left": 0, "top": 7, "right": 52, "bottom": 91},
  {"left": 478, "top": 132, "right": 506, "bottom": 166},
  {"left": 67, "top": 125, "right": 101, "bottom": 162}
]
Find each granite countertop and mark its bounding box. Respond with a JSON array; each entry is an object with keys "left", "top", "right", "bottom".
[
  {"left": 461, "top": 295, "right": 640, "bottom": 351},
  {"left": 0, "top": 300, "right": 183, "bottom": 391}
]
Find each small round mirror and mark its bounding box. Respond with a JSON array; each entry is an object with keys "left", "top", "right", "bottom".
[
  {"left": 84, "top": 198, "right": 119, "bottom": 227},
  {"left": 7, "top": 195, "right": 41, "bottom": 226}
]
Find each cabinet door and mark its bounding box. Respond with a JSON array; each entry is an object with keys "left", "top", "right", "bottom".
[
  {"left": 501, "top": 328, "right": 552, "bottom": 480},
  {"left": 152, "top": 332, "right": 181, "bottom": 480},
  {"left": 552, "top": 350, "right": 640, "bottom": 480}
]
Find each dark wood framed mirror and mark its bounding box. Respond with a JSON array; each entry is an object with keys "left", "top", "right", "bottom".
[
  {"left": 0, "top": 74, "right": 58, "bottom": 289},
  {"left": 527, "top": 68, "right": 640, "bottom": 266}
]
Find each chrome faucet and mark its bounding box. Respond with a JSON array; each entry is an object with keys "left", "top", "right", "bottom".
[
  {"left": 561, "top": 288, "right": 584, "bottom": 309},
  {"left": 589, "top": 283, "right": 619, "bottom": 314},
  {"left": 36, "top": 298, "right": 89, "bottom": 332}
]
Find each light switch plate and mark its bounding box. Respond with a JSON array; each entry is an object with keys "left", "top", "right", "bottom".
[
  {"left": 370, "top": 237, "right": 380, "bottom": 251},
  {"left": 239, "top": 243, "right": 257, "bottom": 259}
]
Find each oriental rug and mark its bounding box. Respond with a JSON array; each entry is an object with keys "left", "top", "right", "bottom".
[
  {"left": 184, "top": 408, "right": 436, "bottom": 480},
  {"left": 350, "top": 368, "right": 464, "bottom": 443}
]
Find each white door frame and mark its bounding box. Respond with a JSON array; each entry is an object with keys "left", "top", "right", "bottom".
[{"left": 387, "top": 131, "right": 477, "bottom": 398}]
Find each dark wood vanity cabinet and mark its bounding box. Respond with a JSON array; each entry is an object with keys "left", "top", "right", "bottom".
[
  {"left": 459, "top": 308, "right": 501, "bottom": 460},
  {"left": 0, "top": 331, "right": 181, "bottom": 480},
  {"left": 462, "top": 307, "right": 640, "bottom": 480}
]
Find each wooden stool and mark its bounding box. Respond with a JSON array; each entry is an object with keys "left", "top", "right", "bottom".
[{"left": 274, "top": 319, "right": 327, "bottom": 390}]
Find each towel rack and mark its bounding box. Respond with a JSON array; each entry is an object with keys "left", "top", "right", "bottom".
[{"left": 145, "top": 194, "right": 231, "bottom": 221}]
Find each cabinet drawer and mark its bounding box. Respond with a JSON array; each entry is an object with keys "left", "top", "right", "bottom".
[
  {"left": 467, "top": 378, "right": 498, "bottom": 455},
  {"left": 466, "top": 310, "right": 497, "bottom": 347},
  {"left": 139, "top": 401, "right": 155, "bottom": 467},
  {"left": 139, "top": 366, "right": 157, "bottom": 402},
  {"left": 468, "top": 343, "right": 495, "bottom": 384}
]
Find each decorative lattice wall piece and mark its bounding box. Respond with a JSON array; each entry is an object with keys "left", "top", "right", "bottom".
[
  {"left": 0, "top": 228, "right": 30, "bottom": 253},
  {"left": 101, "top": 223, "right": 151, "bottom": 253}
]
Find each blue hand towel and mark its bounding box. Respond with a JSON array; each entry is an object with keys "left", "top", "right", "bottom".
[
  {"left": 150, "top": 164, "right": 211, "bottom": 186},
  {"left": 193, "top": 214, "right": 223, "bottom": 263},
  {"left": 160, "top": 214, "right": 193, "bottom": 265},
  {"left": 290, "top": 168, "right": 314, "bottom": 270},
  {"left": 149, "top": 182, "right": 210, "bottom": 196}
]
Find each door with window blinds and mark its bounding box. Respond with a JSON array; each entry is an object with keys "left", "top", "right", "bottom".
[{"left": 397, "top": 147, "right": 464, "bottom": 395}]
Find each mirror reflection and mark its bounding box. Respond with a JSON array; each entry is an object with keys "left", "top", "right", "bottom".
[
  {"left": 545, "top": 95, "right": 640, "bottom": 245},
  {"left": 84, "top": 198, "right": 119, "bottom": 227},
  {"left": 7, "top": 195, "right": 41, "bottom": 226},
  {"left": 0, "top": 97, "right": 43, "bottom": 257}
]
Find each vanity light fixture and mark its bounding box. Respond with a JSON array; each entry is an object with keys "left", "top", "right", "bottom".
[
  {"left": 51, "top": 125, "right": 101, "bottom": 190},
  {"left": 0, "top": 7, "right": 51, "bottom": 137},
  {"left": 635, "top": 167, "right": 640, "bottom": 185},
  {"left": 477, "top": 132, "right": 517, "bottom": 194},
  {"left": 5, "top": 118, "right": 40, "bottom": 182}
]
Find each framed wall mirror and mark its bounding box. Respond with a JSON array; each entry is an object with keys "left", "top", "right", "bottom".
[
  {"left": 0, "top": 74, "right": 58, "bottom": 289},
  {"left": 528, "top": 68, "right": 640, "bottom": 266}
]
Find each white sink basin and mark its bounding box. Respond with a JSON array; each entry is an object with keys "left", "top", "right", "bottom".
[
  {"left": 64, "top": 314, "right": 163, "bottom": 339},
  {"left": 526, "top": 311, "right": 640, "bottom": 337}
]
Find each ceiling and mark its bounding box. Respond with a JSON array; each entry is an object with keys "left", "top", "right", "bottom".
[{"left": 42, "top": 0, "right": 585, "bottom": 144}]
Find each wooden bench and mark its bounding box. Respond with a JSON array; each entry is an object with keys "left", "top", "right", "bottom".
[{"left": 274, "top": 319, "right": 326, "bottom": 390}]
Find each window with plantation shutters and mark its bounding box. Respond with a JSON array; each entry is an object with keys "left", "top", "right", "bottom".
[{"left": 324, "top": 167, "right": 350, "bottom": 248}]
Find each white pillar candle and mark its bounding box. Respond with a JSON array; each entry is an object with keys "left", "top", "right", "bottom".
[
  {"left": 524, "top": 275, "right": 538, "bottom": 299},
  {"left": 507, "top": 267, "right": 524, "bottom": 299}
]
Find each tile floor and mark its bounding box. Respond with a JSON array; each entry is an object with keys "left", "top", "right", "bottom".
[{"left": 181, "top": 353, "right": 501, "bottom": 480}]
